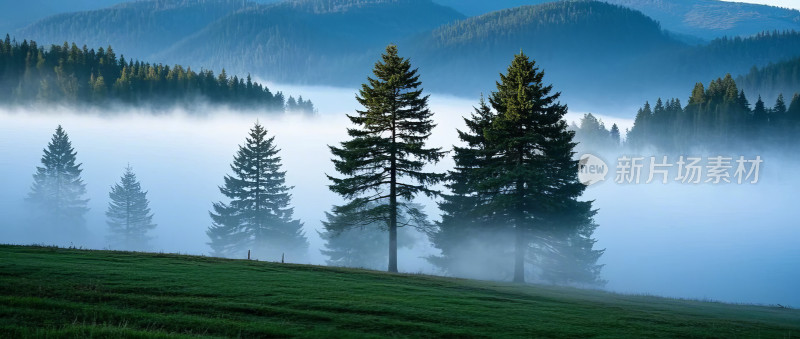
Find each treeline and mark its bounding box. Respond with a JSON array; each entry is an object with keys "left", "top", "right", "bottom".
[
  {"left": 625, "top": 74, "right": 800, "bottom": 151},
  {"left": 737, "top": 56, "right": 800, "bottom": 105},
  {"left": 18, "top": 46, "right": 604, "bottom": 286},
  {"left": 0, "top": 35, "right": 315, "bottom": 113}
]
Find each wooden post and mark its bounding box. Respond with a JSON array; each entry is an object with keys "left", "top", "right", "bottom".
[
  {"left": 247, "top": 250, "right": 250, "bottom": 260},
  {"left": 281, "top": 253, "right": 284, "bottom": 264}
]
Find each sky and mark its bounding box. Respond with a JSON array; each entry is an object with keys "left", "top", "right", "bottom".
[{"left": 719, "top": 0, "right": 800, "bottom": 10}]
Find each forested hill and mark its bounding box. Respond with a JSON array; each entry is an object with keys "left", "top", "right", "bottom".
[
  {"left": 603, "top": 0, "right": 800, "bottom": 41},
  {"left": 411, "top": 1, "right": 800, "bottom": 108},
  {"left": 0, "top": 36, "right": 314, "bottom": 113},
  {"left": 737, "top": 56, "right": 800, "bottom": 105},
  {"left": 153, "top": 0, "right": 464, "bottom": 85},
  {"left": 431, "top": 0, "right": 800, "bottom": 41},
  {"left": 410, "top": 0, "right": 681, "bottom": 103},
  {"left": 15, "top": 0, "right": 257, "bottom": 61},
  {"left": 11, "top": 0, "right": 800, "bottom": 111}
]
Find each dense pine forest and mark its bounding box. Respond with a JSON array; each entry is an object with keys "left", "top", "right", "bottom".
[
  {"left": 0, "top": 35, "right": 314, "bottom": 112},
  {"left": 737, "top": 56, "right": 800, "bottom": 105},
  {"left": 578, "top": 74, "right": 800, "bottom": 151}
]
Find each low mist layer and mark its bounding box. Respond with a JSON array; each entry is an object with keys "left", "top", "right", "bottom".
[{"left": 0, "top": 89, "right": 797, "bottom": 307}]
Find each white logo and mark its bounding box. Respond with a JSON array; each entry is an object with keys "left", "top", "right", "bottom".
[{"left": 578, "top": 154, "right": 608, "bottom": 186}]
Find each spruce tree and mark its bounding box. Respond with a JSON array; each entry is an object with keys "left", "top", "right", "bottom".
[
  {"left": 429, "top": 98, "right": 512, "bottom": 277},
  {"left": 106, "top": 166, "right": 156, "bottom": 250},
  {"left": 208, "top": 123, "right": 308, "bottom": 260},
  {"left": 753, "top": 95, "right": 768, "bottom": 138},
  {"left": 788, "top": 94, "right": 800, "bottom": 143},
  {"left": 27, "top": 125, "right": 89, "bottom": 238},
  {"left": 626, "top": 102, "right": 652, "bottom": 149},
  {"left": 328, "top": 45, "right": 445, "bottom": 272},
  {"left": 773, "top": 94, "right": 787, "bottom": 116},
  {"left": 481, "top": 52, "right": 596, "bottom": 283},
  {"left": 609, "top": 123, "right": 621, "bottom": 146}
]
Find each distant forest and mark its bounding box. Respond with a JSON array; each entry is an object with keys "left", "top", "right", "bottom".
[
  {"left": 574, "top": 74, "right": 800, "bottom": 151},
  {"left": 0, "top": 35, "right": 315, "bottom": 113},
  {"left": 12, "top": 0, "right": 800, "bottom": 109},
  {"left": 737, "top": 56, "right": 800, "bottom": 105}
]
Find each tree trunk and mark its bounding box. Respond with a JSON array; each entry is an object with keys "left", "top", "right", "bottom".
[
  {"left": 513, "top": 223, "right": 525, "bottom": 283},
  {"left": 388, "top": 104, "right": 398, "bottom": 273},
  {"left": 388, "top": 147, "right": 398, "bottom": 273},
  {"left": 513, "top": 173, "right": 526, "bottom": 283},
  {"left": 388, "top": 201, "right": 398, "bottom": 273}
]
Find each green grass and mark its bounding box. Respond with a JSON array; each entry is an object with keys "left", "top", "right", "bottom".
[{"left": 0, "top": 245, "right": 798, "bottom": 338}]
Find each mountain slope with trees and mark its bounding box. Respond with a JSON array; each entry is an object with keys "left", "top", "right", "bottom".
[
  {"left": 15, "top": 0, "right": 257, "bottom": 61},
  {"left": 0, "top": 36, "right": 311, "bottom": 112},
  {"left": 154, "top": 0, "right": 464, "bottom": 85},
  {"left": 431, "top": 0, "right": 800, "bottom": 41},
  {"left": 10, "top": 0, "right": 800, "bottom": 112},
  {"left": 412, "top": 0, "right": 685, "bottom": 105},
  {"left": 737, "top": 56, "right": 800, "bottom": 105},
  {"left": 412, "top": 2, "right": 800, "bottom": 109}
]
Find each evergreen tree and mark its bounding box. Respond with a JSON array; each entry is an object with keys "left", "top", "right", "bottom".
[
  {"left": 207, "top": 123, "right": 308, "bottom": 260},
  {"left": 752, "top": 95, "right": 768, "bottom": 138},
  {"left": 106, "top": 166, "right": 156, "bottom": 250},
  {"left": 788, "top": 94, "right": 800, "bottom": 121},
  {"left": 480, "top": 52, "right": 597, "bottom": 283},
  {"left": 788, "top": 94, "right": 800, "bottom": 141},
  {"left": 609, "top": 123, "right": 621, "bottom": 146},
  {"left": 771, "top": 94, "right": 788, "bottom": 143},
  {"left": 573, "top": 113, "right": 616, "bottom": 151},
  {"left": 27, "top": 125, "right": 89, "bottom": 238},
  {"left": 626, "top": 102, "right": 652, "bottom": 149},
  {"left": 429, "top": 98, "right": 512, "bottom": 278},
  {"left": 328, "top": 45, "right": 445, "bottom": 272}
]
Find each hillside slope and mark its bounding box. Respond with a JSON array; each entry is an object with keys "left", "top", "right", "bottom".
[
  {"left": 11, "top": 0, "right": 800, "bottom": 112},
  {"left": 1, "top": 245, "right": 799, "bottom": 337},
  {"left": 155, "top": 0, "right": 465, "bottom": 85},
  {"left": 411, "top": 2, "right": 800, "bottom": 108},
  {"left": 737, "top": 56, "right": 800, "bottom": 104},
  {"left": 15, "top": 0, "right": 257, "bottom": 60},
  {"left": 604, "top": 0, "right": 800, "bottom": 41},
  {"left": 432, "top": 0, "right": 800, "bottom": 41},
  {"left": 411, "top": 1, "right": 685, "bottom": 105}
]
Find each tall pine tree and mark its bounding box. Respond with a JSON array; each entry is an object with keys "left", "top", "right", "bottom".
[
  {"left": 27, "top": 125, "right": 89, "bottom": 240},
  {"left": 609, "top": 123, "right": 621, "bottom": 146},
  {"left": 106, "top": 166, "right": 156, "bottom": 250},
  {"left": 328, "top": 45, "right": 445, "bottom": 272},
  {"left": 208, "top": 123, "right": 308, "bottom": 261},
  {"left": 430, "top": 98, "right": 513, "bottom": 278},
  {"left": 482, "top": 52, "right": 596, "bottom": 283}
]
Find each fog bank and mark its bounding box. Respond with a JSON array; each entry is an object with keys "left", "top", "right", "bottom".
[{"left": 0, "top": 87, "right": 797, "bottom": 307}]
